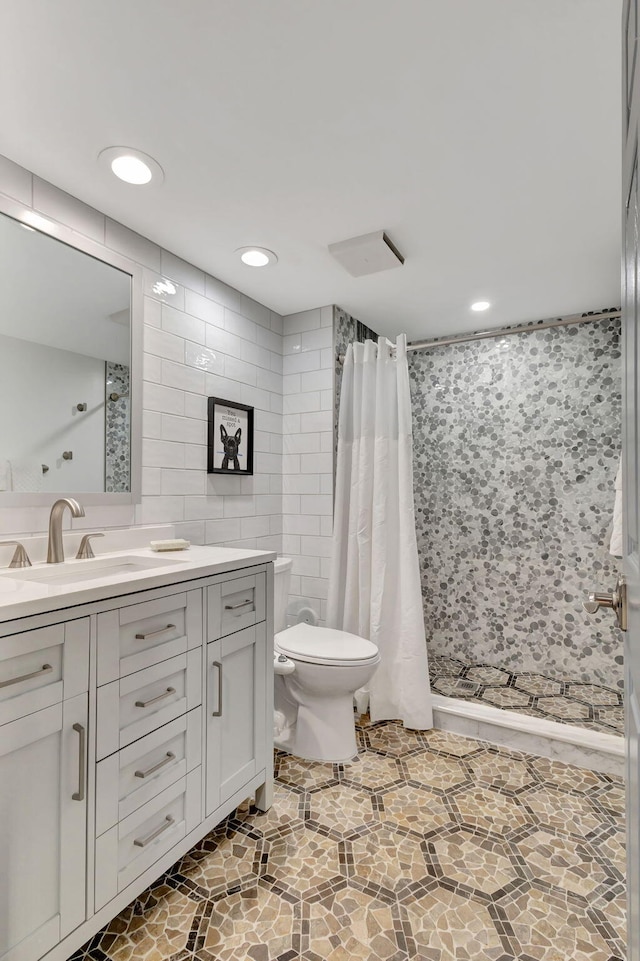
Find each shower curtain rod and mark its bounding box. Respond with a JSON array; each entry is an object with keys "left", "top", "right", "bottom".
[
  {"left": 406, "top": 308, "right": 621, "bottom": 352},
  {"left": 337, "top": 309, "right": 621, "bottom": 363}
]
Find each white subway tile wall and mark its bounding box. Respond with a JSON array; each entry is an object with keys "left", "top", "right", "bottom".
[
  {"left": 0, "top": 156, "right": 284, "bottom": 551},
  {"left": 281, "top": 307, "right": 335, "bottom": 626}
]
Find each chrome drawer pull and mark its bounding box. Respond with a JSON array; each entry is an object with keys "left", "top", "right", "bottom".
[
  {"left": 211, "top": 660, "right": 223, "bottom": 717},
  {"left": 224, "top": 600, "right": 253, "bottom": 611},
  {"left": 0, "top": 663, "right": 53, "bottom": 689},
  {"left": 135, "top": 624, "right": 176, "bottom": 641},
  {"left": 72, "top": 723, "right": 86, "bottom": 802},
  {"left": 135, "top": 751, "right": 176, "bottom": 779},
  {"left": 135, "top": 687, "right": 176, "bottom": 709},
  {"left": 133, "top": 814, "right": 175, "bottom": 848}
]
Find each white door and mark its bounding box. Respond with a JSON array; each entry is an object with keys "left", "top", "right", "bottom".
[
  {"left": 624, "top": 2, "right": 640, "bottom": 957},
  {"left": 0, "top": 694, "right": 87, "bottom": 961},
  {"left": 206, "top": 624, "right": 267, "bottom": 816}
]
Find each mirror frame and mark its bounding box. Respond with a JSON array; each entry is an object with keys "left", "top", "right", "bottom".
[{"left": 0, "top": 192, "right": 143, "bottom": 506}]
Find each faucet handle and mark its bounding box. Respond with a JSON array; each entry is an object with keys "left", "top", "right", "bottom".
[
  {"left": 76, "top": 533, "right": 104, "bottom": 560},
  {"left": 0, "top": 541, "right": 32, "bottom": 569}
]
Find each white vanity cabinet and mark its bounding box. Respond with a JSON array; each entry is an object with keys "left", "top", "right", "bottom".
[
  {"left": 206, "top": 624, "right": 267, "bottom": 814},
  {"left": 0, "top": 553, "right": 274, "bottom": 961},
  {"left": 93, "top": 587, "right": 204, "bottom": 910},
  {"left": 0, "top": 621, "right": 90, "bottom": 961},
  {"left": 205, "top": 572, "right": 268, "bottom": 815}
]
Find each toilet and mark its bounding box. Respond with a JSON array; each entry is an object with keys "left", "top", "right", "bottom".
[{"left": 272, "top": 556, "right": 380, "bottom": 763}]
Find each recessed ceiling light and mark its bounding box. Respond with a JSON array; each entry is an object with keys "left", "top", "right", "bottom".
[
  {"left": 236, "top": 246, "right": 278, "bottom": 267},
  {"left": 98, "top": 147, "right": 164, "bottom": 186},
  {"left": 471, "top": 301, "right": 491, "bottom": 312},
  {"left": 111, "top": 155, "right": 151, "bottom": 184}
]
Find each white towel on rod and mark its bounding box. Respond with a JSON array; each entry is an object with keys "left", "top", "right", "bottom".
[
  {"left": 0, "top": 461, "right": 11, "bottom": 491},
  {"left": 10, "top": 461, "right": 43, "bottom": 493},
  {"left": 610, "top": 453, "right": 623, "bottom": 557}
]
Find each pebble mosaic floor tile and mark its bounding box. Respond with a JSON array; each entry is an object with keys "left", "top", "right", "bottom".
[
  {"left": 429, "top": 654, "right": 624, "bottom": 736},
  {"left": 73, "top": 720, "right": 625, "bottom": 961}
]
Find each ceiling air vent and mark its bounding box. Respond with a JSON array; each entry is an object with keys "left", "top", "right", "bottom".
[{"left": 328, "top": 230, "right": 405, "bottom": 277}]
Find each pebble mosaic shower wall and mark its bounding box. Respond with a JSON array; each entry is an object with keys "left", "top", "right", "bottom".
[
  {"left": 409, "top": 313, "right": 623, "bottom": 690},
  {"left": 333, "top": 306, "right": 379, "bottom": 448},
  {"left": 105, "top": 361, "right": 130, "bottom": 493}
]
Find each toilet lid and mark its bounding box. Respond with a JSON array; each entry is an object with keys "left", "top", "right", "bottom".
[{"left": 274, "top": 623, "right": 379, "bottom": 666}]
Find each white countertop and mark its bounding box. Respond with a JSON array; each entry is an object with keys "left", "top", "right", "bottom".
[{"left": 0, "top": 544, "right": 276, "bottom": 623}]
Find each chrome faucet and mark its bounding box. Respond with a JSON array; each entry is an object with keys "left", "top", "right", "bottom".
[{"left": 47, "top": 498, "right": 86, "bottom": 564}]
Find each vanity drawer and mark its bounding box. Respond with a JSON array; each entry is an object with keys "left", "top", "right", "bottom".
[
  {"left": 208, "top": 573, "right": 265, "bottom": 640},
  {"left": 95, "top": 767, "right": 202, "bottom": 910},
  {"left": 97, "top": 590, "right": 202, "bottom": 685},
  {"left": 0, "top": 619, "right": 89, "bottom": 726},
  {"left": 95, "top": 707, "right": 202, "bottom": 836},
  {"left": 96, "top": 650, "right": 201, "bottom": 760}
]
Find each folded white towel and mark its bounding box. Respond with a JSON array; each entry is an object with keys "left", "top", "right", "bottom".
[
  {"left": 10, "top": 461, "right": 43, "bottom": 493},
  {"left": 610, "top": 453, "right": 623, "bottom": 557},
  {"left": 0, "top": 460, "right": 11, "bottom": 491}
]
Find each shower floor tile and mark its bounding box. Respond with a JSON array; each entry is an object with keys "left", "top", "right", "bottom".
[
  {"left": 429, "top": 654, "right": 624, "bottom": 736},
  {"left": 73, "top": 721, "right": 625, "bottom": 961}
]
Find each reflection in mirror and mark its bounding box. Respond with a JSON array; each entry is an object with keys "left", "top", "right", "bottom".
[{"left": 0, "top": 211, "right": 132, "bottom": 493}]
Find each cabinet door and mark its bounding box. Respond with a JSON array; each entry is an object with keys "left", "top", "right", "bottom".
[
  {"left": 206, "top": 623, "right": 266, "bottom": 816},
  {"left": 0, "top": 694, "right": 87, "bottom": 961}
]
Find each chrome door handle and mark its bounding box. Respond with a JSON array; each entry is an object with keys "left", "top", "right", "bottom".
[
  {"left": 135, "top": 751, "right": 176, "bottom": 779},
  {"left": 583, "top": 594, "right": 614, "bottom": 613},
  {"left": 135, "top": 687, "right": 176, "bottom": 708},
  {"left": 72, "top": 723, "right": 86, "bottom": 801},
  {"left": 135, "top": 624, "right": 176, "bottom": 641},
  {"left": 583, "top": 575, "right": 627, "bottom": 630},
  {"left": 211, "top": 660, "right": 223, "bottom": 716},
  {"left": 0, "top": 663, "right": 53, "bottom": 688},
  {"left": 224, "top": 600, "right": 253, "bottom": 611},
  {"left": 133, "top": 814, "right": 175, "bottom": 848}
]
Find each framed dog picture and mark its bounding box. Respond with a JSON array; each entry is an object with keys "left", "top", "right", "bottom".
[{"left": 207, "top": 397, "right": 254, "bottom": 475}]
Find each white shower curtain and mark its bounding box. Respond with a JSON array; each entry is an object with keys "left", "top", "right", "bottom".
[{"left": 327, "top": 335, "right": 433, "bottom": 730}]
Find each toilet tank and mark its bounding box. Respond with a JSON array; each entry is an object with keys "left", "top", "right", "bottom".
[{"left": 273, "top": 556, "right": 293, "bottom": 632}]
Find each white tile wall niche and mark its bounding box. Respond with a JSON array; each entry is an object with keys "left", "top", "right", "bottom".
[
  {"left": 281, "top": 306, "right": 335, "bottom": 626},
  {"left": 0, "top": 154, "right": 283, "bottom": 551}
]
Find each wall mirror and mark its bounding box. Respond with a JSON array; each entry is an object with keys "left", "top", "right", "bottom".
[{"left": 0, "top": 197, "right": 142, "bottom": 505}]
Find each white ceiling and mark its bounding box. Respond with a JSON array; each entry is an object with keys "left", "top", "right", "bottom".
[{"left": 0, "top": 0, "right": 621, "bottom": 340}]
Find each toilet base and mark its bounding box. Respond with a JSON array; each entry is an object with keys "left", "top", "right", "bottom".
[{"left": 275, "top": 693, "right": 359, "bottom": 764}]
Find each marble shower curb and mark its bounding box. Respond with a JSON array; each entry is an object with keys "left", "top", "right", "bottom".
[{"left": 432, "top": 693, "right": 624, "bottom": 777}]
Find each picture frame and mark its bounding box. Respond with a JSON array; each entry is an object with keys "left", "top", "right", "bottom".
[{"left": 207, "top": 397, "right": 254, "bottom": 475}]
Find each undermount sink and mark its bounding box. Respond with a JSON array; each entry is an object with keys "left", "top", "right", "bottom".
[{"left": 0, "top": 554, "right": 185, "bottom": 586}]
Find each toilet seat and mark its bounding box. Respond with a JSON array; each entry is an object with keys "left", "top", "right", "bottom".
[{"left": 274, "top": 623, "right": 379, "bottom": 667}]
